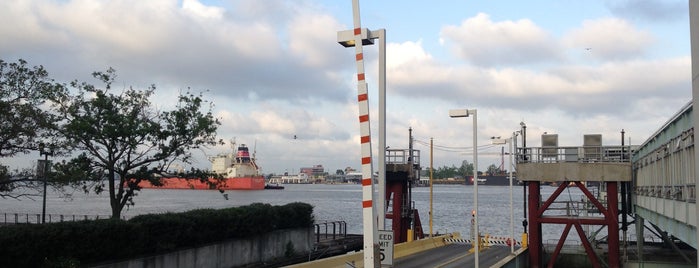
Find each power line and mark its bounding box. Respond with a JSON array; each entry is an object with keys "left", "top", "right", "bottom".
[{"left": 413, "top": 138, "right": 500, "bottom": 153}]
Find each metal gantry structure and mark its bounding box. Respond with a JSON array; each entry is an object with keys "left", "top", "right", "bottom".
[
  {"left": 384, "top": 128, "right": 425, "bottom": 244},
  {"left": 516, "top": 133, "right": 632, "bottom": 268}
]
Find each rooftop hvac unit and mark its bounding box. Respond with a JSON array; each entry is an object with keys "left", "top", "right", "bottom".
[
  {"left": 541, "top": 134, "right": 558, "bottom": 159},
  {"left": 584, "top": 134, "right": 602, "bottom": 160}
]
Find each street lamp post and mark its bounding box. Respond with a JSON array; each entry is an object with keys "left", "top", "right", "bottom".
[
  {"left": 38, "top": 142, "right": 54, "bottom": 224},
  {"left": 520, "top": 122, "right": 528, "bottom": 234},
  {"left": 508, "top": 133, "right": 515, "bottom": 253},
  {"left": 491, "top": 135, "right": 516, "bottom": 254},
  {"left": 338, "top": 28, "right": 387, "bottom": 230},
  {"left": 449, "top": 108, "right": 479, "bottom": 268}
]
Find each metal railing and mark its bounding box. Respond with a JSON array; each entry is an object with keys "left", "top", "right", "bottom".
[
  {"left": 634, "top": 184, "right": 696, "bottom": 203},
  {"left": 541, "top": 200, "right": 608, "bottom": 217},
  {"left": 314, "top": 221, "right": 347, "bottom": 243},
  {"left": 386, "top": 149, "right": 420, "bottom": 166},
  {"left": 517, "top": 146, "right": 631, "bottom": 164},
  {"left": 1, "top": 213, "right": 120, "bottom": 225}
]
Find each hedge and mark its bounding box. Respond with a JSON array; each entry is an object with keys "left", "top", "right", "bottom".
[{"left": 0, "top": 202, "right": 314, "bottom": 267}]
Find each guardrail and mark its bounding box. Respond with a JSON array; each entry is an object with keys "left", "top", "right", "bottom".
[
  {"left": 543, "top": 200, "right": 607, "bottom": 216},
  {"left": 386, "top": 149, "right": 420, "bottom": 166},
  {"left": 517, "top": 146, "right": 631, "bottom": 164},
  {"left": 1, "top": 213, "right": 121, "bottom": 225},
  {"left": 314, "top": 221, "right": 347, "bottom": 243}
]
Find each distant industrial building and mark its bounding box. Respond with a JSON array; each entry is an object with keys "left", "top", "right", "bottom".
[{"left": 300, "top": 164, "right": 325, "bottom": 178}]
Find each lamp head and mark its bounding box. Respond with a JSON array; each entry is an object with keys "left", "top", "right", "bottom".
[
  {"left": 491, "top": 138, "right": 507, "bottom": 145},
  {"left": 337, "top": 29, "right": 375, "bottom": 47},
  {"left": 449, "top": 109, "right": 470, "bottom": 118}
]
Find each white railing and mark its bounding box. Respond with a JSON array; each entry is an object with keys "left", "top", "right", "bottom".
[
  {"left": 517, "top": 146, "right": 631, "bottom": 164},
  {"left": 385, "top": 149, "right": 420, "bottom": 166}
]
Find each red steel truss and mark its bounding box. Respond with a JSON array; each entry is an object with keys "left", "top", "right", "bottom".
[{"left": 528, "top": 181, "right": 619, "bottom": 268}]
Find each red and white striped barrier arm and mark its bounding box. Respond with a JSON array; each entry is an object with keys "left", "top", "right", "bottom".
[
  {"left": 350, "top": 0, "right": 378, "bottom": 266},
  {"left": 445, "top": 236, "right": 522, "bottom": 247}
]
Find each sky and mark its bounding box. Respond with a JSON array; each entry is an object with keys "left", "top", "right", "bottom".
[{"left": 1, "top": 0, "right": 693, "bottom": 175}]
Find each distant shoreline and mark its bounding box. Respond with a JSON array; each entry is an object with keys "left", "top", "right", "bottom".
[{"left": 430, "top": 179, "right": 465, "bottom": 184}]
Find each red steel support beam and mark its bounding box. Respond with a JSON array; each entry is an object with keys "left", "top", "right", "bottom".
[
  {"left": 575, "top": 223, "right": 602, "bottom": 268},
  {"left": 539, "top": 217, "right": 608, "bottom": 225},
  {"left": 386, "top": 182, "right": 406, "bottom": 243},
  {"left": 528, "top": 181, "right": 542, "bottom": 268},
  {"left": 537, "top": 182, "right": 568, "bottom": 215},
  {"left": 575, "top": 181, "right": 608, "bottom": 216},
  {"left": 528, "top": 181, "right": 620, "bottom": 268},
  {"left": 547, "top": 223, "right": 573, "bottom": 268},
  {"left": 606, "top": 182, "right": 620, "bottom": 268}
]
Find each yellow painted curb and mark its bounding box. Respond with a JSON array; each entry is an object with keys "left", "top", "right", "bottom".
[{"left": 286, "top": 233, "right": 459, "bottom": 268}]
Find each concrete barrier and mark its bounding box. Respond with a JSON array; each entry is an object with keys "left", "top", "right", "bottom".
[
  {"left": 490, "top": 247, "right": 528, "bottom": 268},
  {"left": 90, "top": 228, "right": 312, "bottom": 268},
  {"left": 286, "top": 233, "right": 459, "bottom": 268}
]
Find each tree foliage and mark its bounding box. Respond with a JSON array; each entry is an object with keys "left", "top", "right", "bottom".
[
  {"left": 0, "top": 59, "right": 62, "bottom": 157},
  {"left": 486, "top": 164, "right": 503, "bottom": 175},
  {"left": 430, "top": 160, "right": 474, "bottom": 179},
  {"left": 0, "top": 59, "right": 63, "bottom": 197},
  {"left": 51, "top": 68, "right": 222, "bottom": 218}
]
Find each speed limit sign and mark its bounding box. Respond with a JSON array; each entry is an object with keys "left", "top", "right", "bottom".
[{"left": 378, "top": 230, "right": 394, "bottom": 266}]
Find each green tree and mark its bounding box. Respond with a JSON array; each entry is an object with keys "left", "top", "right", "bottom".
[
  {"left": 336, "top": 169, "right": 344, "bottom": 175},
  {"left": 486, "top": 164, "right": 501, "bottom": 175},
  {"left": 0, "top": 59, "right": 63, "bottom": 197},
  {"left": 52, "top": 68, "right": 222, "bottom": 218},
  {"left": 458, "top": 160, "right": 474, "bottom": 177},
  {"left": 433, "top": 165, "right": 457, "bottom": 179},
  {"left": 430, "top": 161, "right": 475, "bottom": 181}
]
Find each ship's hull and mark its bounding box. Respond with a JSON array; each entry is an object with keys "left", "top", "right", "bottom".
[
  {"left": 467, "top": 175, "right": 520, "bottom": 186},
  {"left": 138, "top": 177, "right": 266, "bottom": 190}
]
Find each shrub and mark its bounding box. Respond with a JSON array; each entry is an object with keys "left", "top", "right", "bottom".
[{"left": 0, "top": 202, "right": 314, "bottom": 267}]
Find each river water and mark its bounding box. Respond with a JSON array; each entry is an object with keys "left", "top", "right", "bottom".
[{"left": 0, "top": 183, "right": 605, "bottom": 244}]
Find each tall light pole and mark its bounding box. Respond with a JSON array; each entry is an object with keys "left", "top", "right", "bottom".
[
  {"left": 38, "top": 142, "right": 54, "bottom": 224},
  {"left": 338, "top": 28, "right": 387, "bottom": 231},
  {"left": 520, "top": 121, "right": 528, "bottom": 235},
  {"left": 491, "top": 135, "right": 515, "bottom": 254},
  {"left": 449, "top": 108, "right": 479, "bottom": 268},
  {"left": 509, "top": 133, "right": 515, "bottom": 254},
  {"left": 429, "top": 137, "right": 434, "bottom": 237}
]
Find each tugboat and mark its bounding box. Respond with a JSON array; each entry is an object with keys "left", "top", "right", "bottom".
[{"left": 264, "top": 184, "right": 285, "bottom": 190}]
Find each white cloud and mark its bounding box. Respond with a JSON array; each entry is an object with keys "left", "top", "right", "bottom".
[
  {"left": 182, "top": 0, "right": 224, "bottom": 20},
  {"left": 440, "top": 13, "right": 561, "bottom": 67},
  {"left": 562, "top": 18, "right": 654, "bottom": 61},
  {"left": 386, "top": 40, "right": 433, "bottom": 69},
  {"left": 288, "top": 13, "right": 345, "bottom": 68},
  {"left": 0, "top": 1, "right": 691, "bottom": 175},
  {"left": 0, "top": 0, "right": 349, "bottom": 103},
  {"left": 385, "top": 53, "right": 689, "bottom": 118},
  {"left": 0, "top": 1, "right": 68, "bottom": 52},
  {"left": 40, "top": 0, "right": 179, "bottom": 55}
]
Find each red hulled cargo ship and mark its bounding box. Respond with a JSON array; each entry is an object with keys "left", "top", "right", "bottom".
[{"left": 138, "top": 142, "right": 265, "bottom": 190}]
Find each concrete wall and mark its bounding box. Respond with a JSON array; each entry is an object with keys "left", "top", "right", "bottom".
[
  {"left": 91, "top": 228, "right": 312, "bottom": 268},
  {"left": 517, "top": 162, "right": 631, "bottom": 182},
  {"left": 624, "top": 261, "right": 696, "bottom": 268}
]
